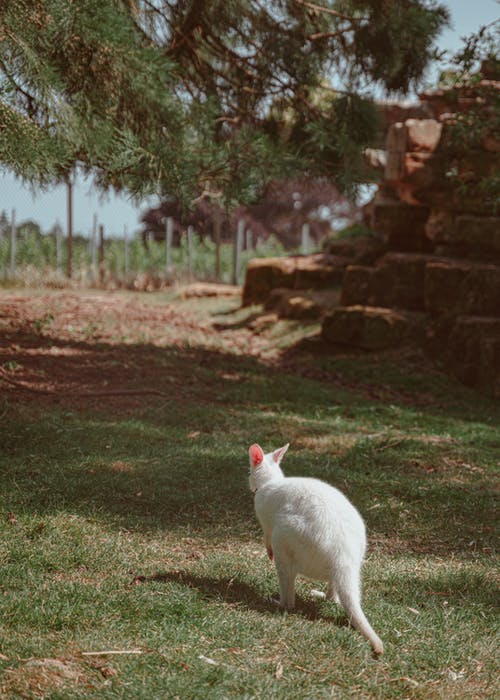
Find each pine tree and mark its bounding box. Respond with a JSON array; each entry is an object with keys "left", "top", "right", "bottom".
[{"left": 0, "top": 1, "right": 450, "bottom": 205}]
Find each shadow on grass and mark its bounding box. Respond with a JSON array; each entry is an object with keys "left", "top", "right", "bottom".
[
  {"left": 145, "top": 570, "right": 347, "bottom": 624},
  {"left": 1, "top": 316, "right": 498, "bottom": 557}
]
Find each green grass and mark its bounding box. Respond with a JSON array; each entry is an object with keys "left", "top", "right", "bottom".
[
  {"left": 0, "top": 231, "right": 288, "bottom": 286},
  {"left": 0, "top": 289, "right": 499, "bottom": 698}
]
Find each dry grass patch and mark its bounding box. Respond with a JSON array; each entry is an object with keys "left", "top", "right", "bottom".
[{"left": 1, "top": 657, "right": 93, "bottom": 697}]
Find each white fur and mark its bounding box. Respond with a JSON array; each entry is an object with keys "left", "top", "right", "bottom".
[{"left": 249, "top": 443, "right": 383, "bottom": 654}]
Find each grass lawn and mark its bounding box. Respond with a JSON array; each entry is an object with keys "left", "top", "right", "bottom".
[{"left": 0, "top": 288, "right": 498, "bottom": 698}]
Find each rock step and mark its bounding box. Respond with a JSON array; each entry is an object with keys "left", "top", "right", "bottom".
[
  {"left": 373, "top": 199, "right": 500, "bottom": 259},
  {"left": 321, "top": 305, "right": 426, "bottom": 350},
  {"left": 341, "top": 252, "right": 438, "bottom": 311},
  {"left": 426, "top": 213, "right": 500, "bottom": 263},
  {"left": 445, "top": 316, "right": 500, "bottom": 395},
  {"left": 425, "top": 261, "right": 500, "bottom": 317},
  {"left": 322, "top": 235, "right": 386, "bottom": 265},
  {"left": 372, "top": 199, "right": 431, "bottom": 252},
  {"left": 242, "top": 254, "right": 349, "bottom": 306},
  {"left": 342, "top": 254, "right": 500, "bottom": 317},
  {"left": 264, "top": 288, "right": 341, "bottom": 320}
]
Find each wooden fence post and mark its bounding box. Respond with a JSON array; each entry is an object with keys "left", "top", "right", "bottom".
[
  {"left": 90, "top": 213, "right": 97, "bottom": 279},
  {"left": 165, "top": 217, "right": 173, "bottom": 274},
  {"left": 301, "top": 222, "right": 310, "bottom": 254},
  {"left": 9, "top": 208, "right": 16, "bottom": 277},
  {"left": 187, "top": 225, "right": 194, "bottom": 281},
  {"left": 214, "top": 207, "right": 221, "bottom": 282},
  {"left": 245, "top": 228, "right": 253, "bottom": 251},
  {"left": 233, "top": 218, "right": 244, "bottom": 285},
  {"left": 98, "top": 224, "right": 105, "bottom": 283},
  {"left": 56, "top": 222, "right": 63, "bottom": 272},
  {"left": 124, "top": 225, "right": 129, "bottom": 282},
  {"left": 66, "top": 177, "right": 73, "bottom": 278}
]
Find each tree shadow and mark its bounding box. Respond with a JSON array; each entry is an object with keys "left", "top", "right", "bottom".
[{"left": 0, "top": 301, "right": 498, "bottom": 557}]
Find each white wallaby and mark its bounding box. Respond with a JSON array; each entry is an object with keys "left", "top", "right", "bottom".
[{"left": 248, "top": 442, "right": 383, "bottom": 655}]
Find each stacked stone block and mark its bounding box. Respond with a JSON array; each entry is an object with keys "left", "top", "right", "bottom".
[{"left": 322, "top": 77, "right": 500, "bottom": 394}]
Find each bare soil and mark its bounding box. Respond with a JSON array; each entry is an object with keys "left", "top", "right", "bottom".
[
  {"left": 0, "top": 288, "right": 446, "bottom": 414},
  {"left": 0, "top": 289, "right": 244, "bottom": 412}
]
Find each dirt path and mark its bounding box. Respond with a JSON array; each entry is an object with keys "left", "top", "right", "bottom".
[
  {"left": 0, "top": 288, "right": 446, "bottom": 413},
  {"left": 0, "top": 289, "right": 262, "bottom": 411}
]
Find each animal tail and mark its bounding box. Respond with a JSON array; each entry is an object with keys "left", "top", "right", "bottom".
[{"left": 338, "top": 589, "right": 384, "bottom": 655}]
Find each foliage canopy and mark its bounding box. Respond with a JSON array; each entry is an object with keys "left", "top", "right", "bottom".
[{"left": 0, "top": 1, "right": 450, "bottom": 205}]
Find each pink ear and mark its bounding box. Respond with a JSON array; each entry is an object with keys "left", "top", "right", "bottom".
[
  {"left": 249, "top": 443, "right": 264, "bottom": 468},
  {"left": 272, "top": 443, "right": 289, "bottom": 464}
]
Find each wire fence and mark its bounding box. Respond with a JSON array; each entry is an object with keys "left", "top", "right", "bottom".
[{"left": 0, "top": 209, "right": 310, "bottom": 289}]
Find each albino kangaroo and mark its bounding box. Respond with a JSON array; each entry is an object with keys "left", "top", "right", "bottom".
[{"left": 248, "top": 442, "right": 383, "bottom": 654}]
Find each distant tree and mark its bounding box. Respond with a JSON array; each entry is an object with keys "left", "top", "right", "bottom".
[
  {"left": 0, "top": 209, "right": 9, "bottom": 238},
  {"left": 236, "top": 179, "right": 359, "bottom": 247},
  {"left": 141, "top": 195, "right": 234, "bottom": 246},
  {"left": 141, "top": 178, "right": 359, "bottom": 248},
  {"left": 17, "top": 220, "right": 42, "bottom": 238}
]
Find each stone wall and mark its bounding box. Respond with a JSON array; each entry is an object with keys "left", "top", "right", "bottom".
[
  {"left": 241, "top": 72, "right": 499, "bottom": 394},
  {"left": 323, "top": 75, "right": 500, "bottom": 395}
]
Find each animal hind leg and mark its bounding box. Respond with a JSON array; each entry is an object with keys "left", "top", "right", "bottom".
[
  {"left": 273, "top": 550, "right": 296, "bottom": 610},
  {"left": 327, "top": 581, "right": 340, "bottom": 604}
]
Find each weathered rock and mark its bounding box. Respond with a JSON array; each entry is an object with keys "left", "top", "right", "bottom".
[
  {"left": 242, "top": 254, "right": 348, "bottom": 305},
  {"left": 242, "top": 257, "right": 296, "bottom": 305},
  {"left": 376, "top": 101, "right": 434, "bottom": 145},
  {"left": 265, "top": 288, "right": 341, "bottom": 320},
  {"left": 454, "top": 216, "right": 500, "bottom": 258},
  {"left": 385, "top": 120, "right": 442, "bottom": 184},
  {"left": 425, "top": 209, "right": 455, "bottom": 243},
  {"left": 342, "top": 253, "right": 438, "bottom": 310},
  {"left": 483, "top": 133, "right": 500, "bottom": 153},
  {"left": 432, "top": 215, "right": 500, "bottom": 262},
  {"left": 372, "top": 199, "right": 432, "bottom": 251},
  {"left": 405, "top": 119, "right": 443, "bottom": 152},
  {"left": 323, "top": 235, "right": 386, "bottom": 265},
  {"left": 420, "top": 81, "right": 500, "bottom": 119},
  {"left": 322, "top": 305, "right": 426, "bottom": 350},
  {"left": 363, "top": 148, "right": 387, "bottom": 171},
  {"left": 178, "top": 282, "right": 241, "bottom": 298},
  {"left": 425, "top": 261, "right": 500, "bottom": 316},
  {"left": 378, "top": 253, "right": 438, "bottom": 309},
  {"left": 354, "top": 84, "right": 500, "bottom": 392},
  {"left": 341, "top": 266, "right": 375, "bottom": 307},
  {"left": 385, "top": 122, "right": 407, "bottom": 181},
  {"left": 293, "top": 254, "right": 349, "bottom": 290},
  {"left": 446, "top": 316, "right": 500, "bottom": 394}
]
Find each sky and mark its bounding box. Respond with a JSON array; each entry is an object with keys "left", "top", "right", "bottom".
[{"left": 0, "top": 0, "right": 498, "bottom": 238}]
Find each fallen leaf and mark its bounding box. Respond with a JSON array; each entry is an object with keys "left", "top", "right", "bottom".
[
  {"left": 187, "top": 431, "right": 200, "bottom": 439},
  {"left": 111, "top": 461, "right": 133, "bottom": 473},
  {"left": 275, "top": 661, "right": 284, "bottom": 680},
  {"left": 100, "top": 666, "right": 117, "bottom": 678},
  {"left": 187, "top": 551, "right": 205, "bottom": 560}
]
